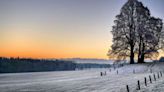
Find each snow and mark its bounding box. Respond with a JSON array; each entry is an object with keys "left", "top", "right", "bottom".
[
  {"left": 64, "top": 58, "right": 114, "bottom": 64},
  {"left": 0, "top": 62, "right": 164, "bottom": 92}
]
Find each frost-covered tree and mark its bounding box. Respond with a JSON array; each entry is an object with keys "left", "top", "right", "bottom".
[
  {"left": 108, "top": 0, "right": 164, "bottom": 64},
  {"left": 108, "top": 0, "right": 142, "bottom": 64},
  {"left": 132, "top": 2, "right": 163, "bottom": 63},
  {"left": 134, "top": 2, "right": 151, "bottom": 63},
  {"left": 137, "top": 17, "right": 163, "bottom": 63}
]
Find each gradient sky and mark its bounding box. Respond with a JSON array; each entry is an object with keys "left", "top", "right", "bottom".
[{"left": 0, "top": 0, "right": 164, "bottom": 59}]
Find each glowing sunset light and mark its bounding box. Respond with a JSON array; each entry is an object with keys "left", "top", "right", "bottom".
[{"left": 0, "top": 0, "right": 163, "bottom": 59}]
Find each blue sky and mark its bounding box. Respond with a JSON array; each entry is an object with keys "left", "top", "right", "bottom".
[{"left": 0, "top": 0, "right": 163, "bottom": 59}]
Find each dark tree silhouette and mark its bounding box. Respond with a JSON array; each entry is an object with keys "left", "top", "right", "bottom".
[
  {"left": 108, "top": 0, "right": 140, "bottom": 64},
  {"left": 108, "top": 0, "right": 163, "bottom": 64},
  {"left": 137, "top": 17, "right": 163, "bottom": 63},
  {"left": 0, "top": 57, "right": 111, "bottom": 73}
]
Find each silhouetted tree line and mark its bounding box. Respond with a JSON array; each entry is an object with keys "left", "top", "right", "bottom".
[
  {"left": 0, "top": 57, "right": 111, "bottom": 73},
  {"left": 0, "top": 57, "right": 76, "bottom": 73}
]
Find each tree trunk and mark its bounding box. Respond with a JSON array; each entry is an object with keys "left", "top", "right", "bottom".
[
  {"left": 141, "top": 53, "right": 145, "bottom": 63},
  {"left": 138, "top": 36, "right": 142, "bottom": 63},
  {"left": 130, "top": 45, "right": 135, "bottom": 64},
  {"left": 129, "top": 23, "right": 135, "bottom": 64},
  {"left": 138, "top": 43, "right": 145, "bottom": 63},
  {"left": 138, "top": 53, "right": 145, "bottom": 63}
]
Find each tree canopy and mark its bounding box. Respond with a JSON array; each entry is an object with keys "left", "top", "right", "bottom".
[{"left": 108, "top": 0, "right": 163, "bottom": 64}]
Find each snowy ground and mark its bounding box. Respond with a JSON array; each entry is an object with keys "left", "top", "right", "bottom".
[
  {"left": 64, "top": 58, "right": 114, "bottom": 64},
  {"left": 0, "top": 62, "right": 164, "bottom": 92}
]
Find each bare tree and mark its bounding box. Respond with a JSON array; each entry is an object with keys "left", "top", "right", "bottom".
[
  {"left": 108, "top": 0, "right": 141, "bottom": 64},
  {"left": 137, "top": 17, "right": 163, "bottom": 63},
  {"left": 108, "top": 0, "right": 164, "bottom": 64}
]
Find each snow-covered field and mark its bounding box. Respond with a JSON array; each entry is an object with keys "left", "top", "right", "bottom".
[
  {"left": 64, "top": 58, "right": 114, "bottom": 64},
  {"left": 0, "top": 62, "right": 164, "bottom": 92}
]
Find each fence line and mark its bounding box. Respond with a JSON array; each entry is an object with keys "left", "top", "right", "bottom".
[{"left": 125, "top": 71, "right": 163, "bottom": 92}]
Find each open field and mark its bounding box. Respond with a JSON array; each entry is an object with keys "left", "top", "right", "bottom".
[{"left": 0, "top": 62, "right": 164, "bottom": 92}]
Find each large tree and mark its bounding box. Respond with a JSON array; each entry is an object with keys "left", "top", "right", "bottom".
[
  {"left": 134, "top": 2, "right": 151, "bottom": 63},
  {"left": 108, "top": 0, "right": 143, "bottom": 64},
  {"left": 137, "top": 17, "right": 163, "bottom": 63},
  {"left": 108, "top": 0, "right": 164, "bottom": 63}
]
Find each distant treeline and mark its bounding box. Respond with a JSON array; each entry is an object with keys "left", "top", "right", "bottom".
[
  {"left": 0, "top": 57, "right": 76, "bottom": 73},
  {"left": 0, "top": 57, "right": 111, "bottom": 73}
]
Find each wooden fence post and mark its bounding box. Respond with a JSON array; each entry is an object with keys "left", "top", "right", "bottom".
[
  {"left": 126, "top": 85, "right": 129, "bottom": 92},
  {"left": 144, "top": 77, "right": 147, "bottom": 86},
  {"left": 160, "top": 71, "right": 162, "bottom": 77},
  {"left": 149, "top": 75, "right": 152, "bottom": 83},
  {"left": 137, "top": 80, "right": 140, "bottom": 90},
  {"left": 153, "top": 74, "right": 156, "bottom": 81},
  {"left": 117, "top": 70, "right": 118, "bottom": 74},
  {"left": 100, "top": 72, "right": 103, "bottom": 76},
  {"left": 158, "top": 72, "right": 160, "bottom": 79}
]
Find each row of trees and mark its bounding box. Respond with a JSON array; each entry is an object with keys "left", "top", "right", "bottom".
[
  {"left": 0, "top": 57, "right": 111, "bottom": 73},
  {"left": 0, "top": 57, "right": 76, "bottom": 73},
  {"left": 108, "top": 0, "right": 164, "bottom": 64}
]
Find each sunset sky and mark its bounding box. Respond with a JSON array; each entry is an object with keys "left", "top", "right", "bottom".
[{"left": 0, "top": 0, "right": 164, "bottom": 59}]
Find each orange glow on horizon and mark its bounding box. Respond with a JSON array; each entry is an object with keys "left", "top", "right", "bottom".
[
  {"left": 0, "top": 35, "right": 110, "bottom": 59},
  {"left": 0, "top": 48, "right": 109, "bottom": 59},
  {"left": 0, "top": 24, "right": 112, "bottom": 59},
  {"left": 0, "top": 0, "right": 163, "bottom": 60}
]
